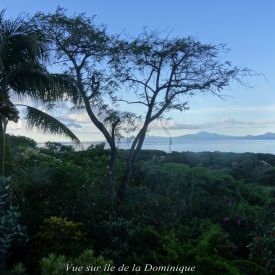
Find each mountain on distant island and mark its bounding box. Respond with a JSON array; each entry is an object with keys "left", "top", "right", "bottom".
[{"left": 141, "top": 131, "right": 275, "bottom": 143}]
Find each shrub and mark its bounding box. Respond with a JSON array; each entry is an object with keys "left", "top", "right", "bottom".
[
  {"left": 34, "top": 216, "right": 85, "bottom": 256},
  {"left": 40, "top": 250, "right": 112, "bottom": 275}
]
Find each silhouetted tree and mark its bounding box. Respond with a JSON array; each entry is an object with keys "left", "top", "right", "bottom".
[
  {"left": 34, "top": 9, "right": 137, "bottom": 202},
  {"left": 111, "top": 32, "right": 247, "bottom": 197},
  {"left": 35, "top": 9, "right": 248, "bottom": 201}
]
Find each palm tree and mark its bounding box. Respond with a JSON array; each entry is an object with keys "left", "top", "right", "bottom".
[
  {"left": 0, "top": 13, "right": 81, "bottom": 269},
  {"left": 0, "top": 11, "right": 80, "bottom": 175}
]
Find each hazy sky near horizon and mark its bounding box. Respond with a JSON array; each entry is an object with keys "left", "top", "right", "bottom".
[{"left": 2, "top": 0, "right": 275, "bottom": 142}]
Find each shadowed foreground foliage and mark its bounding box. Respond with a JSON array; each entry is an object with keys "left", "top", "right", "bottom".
[{"left": 1, "top": 135, "right": 274, "bottom": 274}]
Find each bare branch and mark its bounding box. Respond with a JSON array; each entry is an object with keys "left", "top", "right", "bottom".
[
  {"left": 115, "top": 99, "right": 149, "bottom": 106},
  {"left": 126, "top": 77, "right": 155, "bottom": 93}
]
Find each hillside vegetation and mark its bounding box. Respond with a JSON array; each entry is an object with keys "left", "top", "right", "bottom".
[{"left": 1, "top": 135, "right": 274, "bottom": 274}]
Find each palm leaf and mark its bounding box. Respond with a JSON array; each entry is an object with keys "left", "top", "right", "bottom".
[
  {"left": 49, "top": 74, "right": 82, "bottom": 106},
  {"left": 0, "top": 10, "right": 45, "bottom": 59},
  {"left": 9, "top": 62, "right": 50, "bottom": 99},
  {"left": 9, "top": 63, "right": 81, "bottom": 105},
  {"left": 23, "top": 105, "right": 80, "bottom": 144}
]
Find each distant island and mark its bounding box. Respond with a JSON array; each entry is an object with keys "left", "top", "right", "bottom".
[{"left": 138, "top": 131, "right": 275, "bottom": 143}]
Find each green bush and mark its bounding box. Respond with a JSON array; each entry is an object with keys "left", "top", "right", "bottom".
[
  {"left": 40, "top": 250, "right": 112, "bottom": 275},
  {"left": 0, "top": 176, "right": 27, "bottom": 271},
  {"left": 248, "top": 225, "right": 275, "bottom": 274},
  {"left": 34, "top": 216, "right": 86, "bottom": 256},
  {"left": 161, "top": 221, "right": 240, "bottom": 275}
]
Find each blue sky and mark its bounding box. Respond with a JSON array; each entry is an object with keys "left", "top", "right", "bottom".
[{"left": 3, "top": 0, "right": 275, "bottom": 142}]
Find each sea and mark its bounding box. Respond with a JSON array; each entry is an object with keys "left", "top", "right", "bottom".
[{"left": 39, "top": 140, "right": 275, "bottom": 154}]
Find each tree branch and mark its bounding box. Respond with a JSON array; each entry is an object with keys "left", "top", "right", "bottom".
[
  {"left": 115, "top": 99, "right": 148, "bottom": 106},
  {"left": 87, "top": 74, "right": 100, "bottom": 100},
  {"left": 126, "top": 77, "right": 155, "bottom": 93}
]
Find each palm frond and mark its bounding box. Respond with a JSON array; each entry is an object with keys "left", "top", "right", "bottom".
[
  {"left": 49, "top": 74, "right": 82, "bottom": 106},
  {"left": 23, "top": 105, "right": 80, "bottom": 144},
  {"left": 9, "top": 63, "right": 81, "bottom": 105},
  {"left": 2, "top": 20, "right": 43, "bottom": 58},
  {"left": 0, "top": 11, "right": 47, "bottom": 70},
  {"left": 9, "top": 62, "right": 50, "bottom": 99}
]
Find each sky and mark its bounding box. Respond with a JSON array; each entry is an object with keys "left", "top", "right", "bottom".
[{"left": 2, "top": 0, "right": 275, "bottom": 142}]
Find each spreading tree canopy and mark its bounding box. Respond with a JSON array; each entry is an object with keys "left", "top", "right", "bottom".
[{"left": 35, "top": 9, "right": 249, "bottom": 200}]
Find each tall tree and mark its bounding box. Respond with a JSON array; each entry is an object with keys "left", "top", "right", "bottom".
[
  {"left": 36, "top": 10, "right": 247, "bottom": 201},
  {"left": 34, "top": 9, "right": 137, "bottom": 203},
  {"left": 110, "top": 32, "right": 248, "bottom": 197}
]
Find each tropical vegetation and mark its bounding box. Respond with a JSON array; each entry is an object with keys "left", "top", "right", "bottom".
[
  {"left": 0, "top": 135, "right": 274, "bottom": 274},
  {"left": 0, "top": 9, "right": 274, "bottom": 275}
]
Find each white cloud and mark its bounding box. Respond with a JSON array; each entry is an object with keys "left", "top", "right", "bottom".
[
  {"left": 7, "top": 120, "right": 25, "bottom": 131},
  {"left": 189, "top": 105, "right": 275, "bottom": 114},
  {"left": 65, "top": 112, "right": 91, "bottom": 123},
  {"left": 149, "top": 117, "right": 275, "bottom": 132}
]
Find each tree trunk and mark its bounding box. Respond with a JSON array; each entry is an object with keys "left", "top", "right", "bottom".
[
  {"left": 107, "top": 145, "right": 117, "bottom": 203},
  {"left": 118, "top": 128, "right": 148, "bottom": 199},
  {"left": 0, "top": 115, "right": 7, "bottom": 176},
  {"left": 118, "top": 158, "right": 133, "bottom": 199},
  {"left": 0, "top": 114, "right": 4, "bottom": 137}
]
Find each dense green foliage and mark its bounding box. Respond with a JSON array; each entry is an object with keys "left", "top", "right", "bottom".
[{"left": 1, "top": 135, "right": 274, "bottom": 274}]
